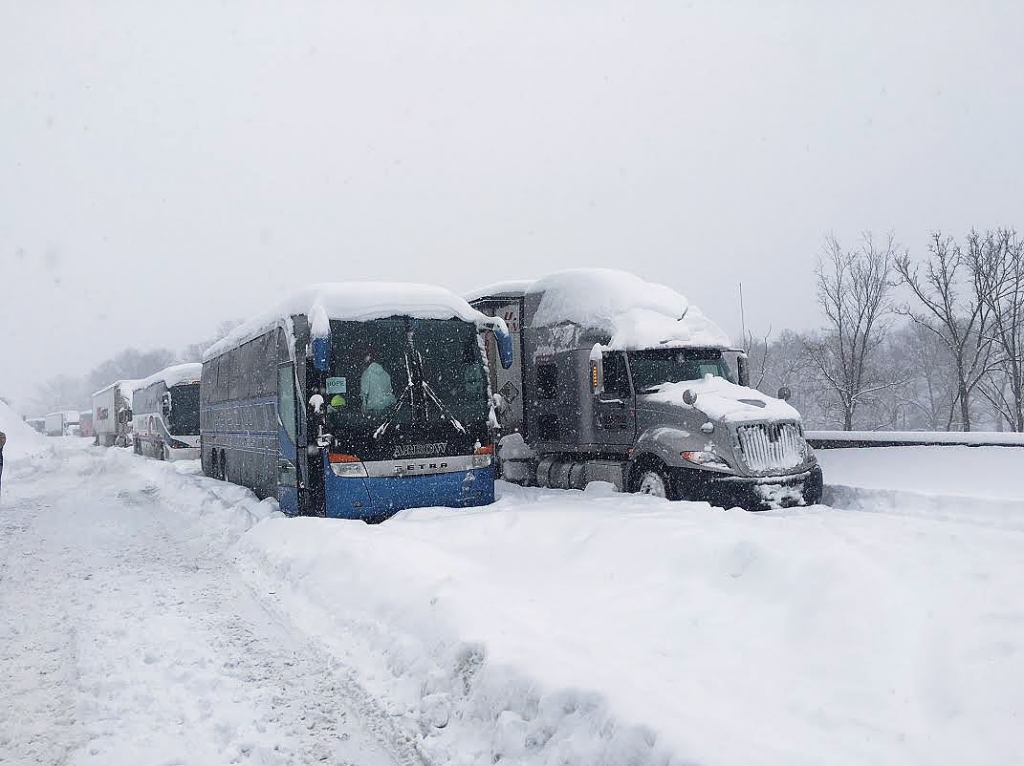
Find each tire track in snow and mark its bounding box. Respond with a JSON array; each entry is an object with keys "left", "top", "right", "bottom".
[{"left": 2, "top": 446, "right": 426, "bottom": 766}]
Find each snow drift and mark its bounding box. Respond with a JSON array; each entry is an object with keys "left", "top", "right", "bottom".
[
  {"left": 0, "top": 400, "right": 47, "bottom": 459},
  {"left": 235, "top": 476, "right": 1024, "bottom": 766}
]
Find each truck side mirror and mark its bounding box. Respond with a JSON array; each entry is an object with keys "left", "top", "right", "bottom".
[
  {"left": 682, "top": 388, "right": 698, "bottom": 406},
  {"left": 737, "top": 353, "right": 750, "bottom": 387},
  {"left": 777, "top": 386, "right": 792, "bottom": 401},
  {"left": 589, "top": 345, "right": 605, "bottom": 395}
]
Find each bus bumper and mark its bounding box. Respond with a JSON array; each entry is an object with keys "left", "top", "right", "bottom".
[{"left": 324, "top": 466, "right": 496, "bottom": 521}]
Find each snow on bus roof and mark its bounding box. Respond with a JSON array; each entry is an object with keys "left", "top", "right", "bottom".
[
  {"left": 204, "top": 282, "right": 501, "bottom": 361},
  {"left": 494, "top": 269, "right": 733, "bottom": 350},
  {"left": 134, "top": 363, "right": 202, "bottom": 392}
]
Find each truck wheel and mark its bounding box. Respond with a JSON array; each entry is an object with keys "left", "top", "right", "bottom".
[{"left": 632, "top": 463, "right": 677, "bottom": 501}]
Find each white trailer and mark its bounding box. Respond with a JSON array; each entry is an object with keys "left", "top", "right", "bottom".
[
  {"left": 92, "top": 380, "right": 139, "bottom": 447},
  {"left": 43, "top": 410, "right": 80, "bottom": 437}
]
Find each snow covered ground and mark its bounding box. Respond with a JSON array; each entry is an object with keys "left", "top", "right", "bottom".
[{"left": 2, "top": 439, "right": 1023, "bottom": 765}]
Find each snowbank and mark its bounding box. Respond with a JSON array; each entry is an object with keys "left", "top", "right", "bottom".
[
  {"left": 205, "top": 282, "right": 506, "bottom": 361},
  {"left": 527, "top": 269, "right": 732, "bottom": 350},
  {"left": 817, "top": 445, "right": 1024, "bottom": 500},
  {"left": 234, "top": 478, "right": 1024, "bottom": 766},
  {"left": 134, "top": 363, "right": 202, "bottom": 392},
  {"left": 0, "top": 400, "right": 48, "bottom": 459},
  {"left": 808, "top": 429, "right": 1024, "bottom": 447}
]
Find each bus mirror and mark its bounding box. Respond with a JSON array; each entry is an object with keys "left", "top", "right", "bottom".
[
  {"left": 161, "top": 393, "right": 172, "bottom": 418},
  {"left": 493, "top": 327, "right": 514, "bottom": 369},
  {"left": 682, "top": 388, "right": 698, "bottom": 406},
  {"left": 777, "top": 386, "right": 792, "bottom": 401},
  {"left": 309, "top": 394, "right": 325, "bottom": 415},
  {"left": 312, "top": 335, "right": 331, "bottom": 373}
]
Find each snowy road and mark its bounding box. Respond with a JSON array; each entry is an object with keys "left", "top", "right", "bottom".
[
  {"left": 2, "top": 439, "right": 1023, "bottom": 766},
  {"left": 0, "top": 446, "right": 422, "bottom": 766}
]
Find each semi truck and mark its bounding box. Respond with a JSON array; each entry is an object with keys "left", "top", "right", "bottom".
[
  {"left": 468, "top": 269, "right": 823, "bottom": 509},
  {"left": 44, "top": 410, "right": 80, "bottom": 437},
  {"left": 92, "top": 380, "right": 139, "bottom": 447}
]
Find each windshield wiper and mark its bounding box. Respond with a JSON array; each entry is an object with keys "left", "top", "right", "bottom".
[
  {"left": 373, "top": 353, "right": 415, "bottom": 440},
  {"left": 416, "top": 352, "right": 466, "bottom": 434}
]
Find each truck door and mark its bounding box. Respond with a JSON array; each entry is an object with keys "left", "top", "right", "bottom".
[
  {"left": 593, "top": 351, "right": 636, "bottom": 446},
  {"left": 276, "top": 362, "right": 300, "bottom": 514}
]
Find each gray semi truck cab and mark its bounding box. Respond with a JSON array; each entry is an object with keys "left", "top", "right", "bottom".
[{"left": 469, "top": 269, "right": 822, "bottom": 510}]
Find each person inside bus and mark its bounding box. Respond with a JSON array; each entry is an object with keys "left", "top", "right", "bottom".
[{"left": 360, "top": 350, "right": 396, "bottom": 415}]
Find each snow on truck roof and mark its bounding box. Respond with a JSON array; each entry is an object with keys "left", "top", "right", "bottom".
[
  {"left": 134, "top": 363, "right": 202, "bottom": 392},
  {"left": 469, "top": 269, "right": 733, "bottom": 350},
  {"left": 204, "top": 282, "right": 505, "bottom": 361},
  {"left": 92, "top": 379, "right": 141, "bottom": 400}
]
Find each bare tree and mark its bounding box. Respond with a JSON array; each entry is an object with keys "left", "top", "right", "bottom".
[
  {"left": 894, "top": 232, "right": 991, "bottom": 430},
  {"left": 805, "top": 232, "right": 897, "bottom": 430},
  {"left": 973, "top": 229, "right": 1024, "bottom": 430}
]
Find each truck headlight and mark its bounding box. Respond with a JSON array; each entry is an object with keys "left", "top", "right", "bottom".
[{"left": 681, "top": 450, "right": 732, "bottom": 471}]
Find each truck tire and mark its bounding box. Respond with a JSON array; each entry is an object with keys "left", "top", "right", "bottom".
[{"left": 631, "top": 462, "right": 678, "bottom": 501}]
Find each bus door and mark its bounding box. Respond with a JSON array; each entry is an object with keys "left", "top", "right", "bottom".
[{"left": 277, "top": 362, "right": 300, "bottom": 514}]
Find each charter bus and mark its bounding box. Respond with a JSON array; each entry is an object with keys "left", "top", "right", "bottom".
[
  {"left": 200, "top": 283, "right": 514, "bottom": 520},
  {"left": 132, "top": 363, "right": 202, "bottom": 461}
]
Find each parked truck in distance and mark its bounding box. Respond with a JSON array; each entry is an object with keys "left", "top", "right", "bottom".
[
  {"left": 91, "top": 380, "right": 139, "bottom": 447},
  {"left": 44, "top": 410, "right": 80, "bottom": 437},
  {"left": 469, "top": 269, "right": 823, "bottom": 509}
]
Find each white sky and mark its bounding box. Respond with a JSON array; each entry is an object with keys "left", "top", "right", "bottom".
[{"left": 3, "top": 1, "right": 1024, "bottom": 406}]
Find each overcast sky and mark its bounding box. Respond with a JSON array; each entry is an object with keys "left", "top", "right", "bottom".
[{"left": 3, "top": 1, "right": 1024, "bottom": 408}]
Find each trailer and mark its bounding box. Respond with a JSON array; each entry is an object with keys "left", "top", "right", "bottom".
[
  {"left": 92, "top": 380, "right": 139, "bottom": 447},
  {"left": 469, "top": 269, "right": 823, "bottom": 509},
  {"left": 78, "top": 411, "right": 94, "bottom": 439},
  {"left": 43, "top": 410, "right": 80, "bottom": 437}
]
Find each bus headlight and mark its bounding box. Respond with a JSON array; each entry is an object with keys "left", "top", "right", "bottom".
[
  {"left": 473, "top": 445, "right": 494, "bottom": 468},
  {"left": 329, "top": 453, "right": 368, "bottom": 478}
]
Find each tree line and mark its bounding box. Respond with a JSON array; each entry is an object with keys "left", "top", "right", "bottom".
[
  {"left": 29, "top": 321, "right": 239, "bottom": 416},
  {"left": 747, "top": 229, "right": 1024, "bottom": 431}
]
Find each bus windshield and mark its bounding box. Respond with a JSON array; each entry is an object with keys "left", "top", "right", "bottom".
[
  {"left": 628, "top": 348, "right": 734, "bottom": 394},
  {"left": 325, "top": 318, "right": 489, "bottom": 434},
  {"left": 168, "top": 383, "right": 200, "bottom": 435}
]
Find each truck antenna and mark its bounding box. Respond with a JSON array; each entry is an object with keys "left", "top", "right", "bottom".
[{"left": 739, "top": 282, "right": 747, "bottom": 349}]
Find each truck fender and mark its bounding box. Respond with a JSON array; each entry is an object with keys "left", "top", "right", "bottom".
[{"left": 632, "top": 426, "right": 702, "bottom": 471}]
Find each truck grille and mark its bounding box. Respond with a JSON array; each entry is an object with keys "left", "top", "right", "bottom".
[{"left": 736, "top": 423, "right": 805, "bottom": 473}]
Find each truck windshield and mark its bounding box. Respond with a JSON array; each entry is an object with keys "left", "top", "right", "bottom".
[
  {"left": 326, "top": 318, "right": 489, "bottom": 433},
  {"left": 629, "top": 348, "right": 734, "bottom": 393},
  {"left": 168, "top": 383, "right": 200, "bottom": 435}
]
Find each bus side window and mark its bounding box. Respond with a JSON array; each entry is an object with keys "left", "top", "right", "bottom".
[{"left": 277, "top": 363, "right": 298, "bottom": 443}]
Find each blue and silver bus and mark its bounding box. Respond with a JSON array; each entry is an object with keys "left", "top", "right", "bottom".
[
  {"left": 200, "top": 283, "right": 513, "bottom": 520},
  {"left": 132, "top": 363, "right": 202, "bottom": 461}
]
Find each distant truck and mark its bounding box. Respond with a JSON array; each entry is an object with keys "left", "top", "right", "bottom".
[
  {"left": 44, "top": 410, "right": 80, "bottom": 437},
  {"left": 78, "top": 411, "right": 94, "bottom": 439},
  {"left": 26, "top": 418, "right": 46, "bottom": 434},
  {"left": 92, "top": 380, "right": 139, "bottom": 447},
  {"left": 133, "top": 364, "right": 201, "bottom": 461},
  {"left": 469, "top": 269, "right": 823, "bottom": 509}
]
